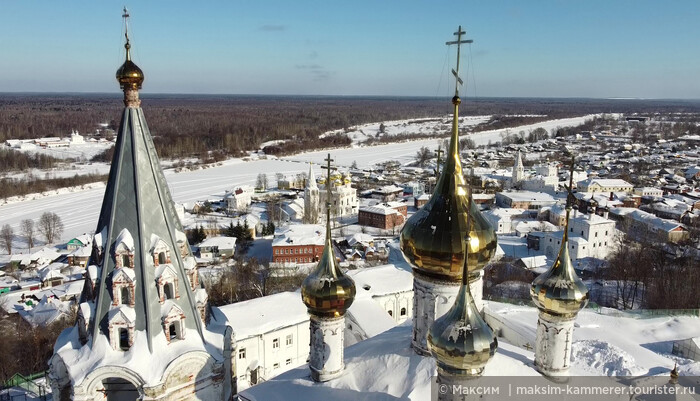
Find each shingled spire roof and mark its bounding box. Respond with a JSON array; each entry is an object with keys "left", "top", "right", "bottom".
[{"left": 85, "top": 12, "right": 205, "bottom": 351}]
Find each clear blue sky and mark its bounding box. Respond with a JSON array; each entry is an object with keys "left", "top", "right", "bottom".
[{"left": 1, "top": 1, "right": 698, "bottom": 98}]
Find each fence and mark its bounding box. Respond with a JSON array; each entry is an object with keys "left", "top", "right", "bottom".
[{"left": 0, "top": 372, "right": 48, "bottom": 401}]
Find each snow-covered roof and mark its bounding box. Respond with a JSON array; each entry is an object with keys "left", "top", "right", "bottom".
[
  {"left": 374, "top": 184, "right": 404, "bottom": 194},
  {"left": 518, "top": 255, "right": 548, "bottom": 269},
  {"left": 39, "top": 267, "right": 66, "bottom": 282},
  {"left": 69, "top": 246, "right": 92, "bottom": 258},
  {"left": 627, "top": 209, "right": 685, "bottom": 232},
  {"left": 197, "top": 236, "right": 237, "bottom": 250},
  {"left": 498, "top": 191, "right": 557, "bottom": 202},
  {"left": 484, "top": 208, "right": 529, "bottom": 220},
  {"left": 346, "top": 299, "right": 397, "bottom": 341},
  {"left": 240, "top": 301, "right": 700, "bottom": 400},
  {"left": 571, "top": 213, "right": 615, "bottom": 226},
  {"left": 183, "top": 256, "right": 197, "bottom": 271},
  {"left": 18, "top": 296, "right": 68, "bottom": 327},
  {"left": 348, "top": 264, "right": 413, "bottom": 297},
  {"left": 87, "top": 265, "right": 98, "bottom": 281},
  {"left": 346, "top": 232, "right": 375, "bottom": 247},
  {"left": 359, "top": 204, "right": 402, "bottom": 216},
  {"left": 579, "top": 178, "right": 633, "bottom": 188},
  {"left": 114, "top": 228, "right": 135, "bottom": 251},
  {"left": 109, "top": 304, "right": 136, "bottom": 323},
  {"left": 214, "top": 291, "right": 308, "bottom": 340},
  {"left": 272, "top": 224, "right": 325, "bottom": 247},
  {"left": 113, "top": 267, "right": 136, "bottom": 282}
]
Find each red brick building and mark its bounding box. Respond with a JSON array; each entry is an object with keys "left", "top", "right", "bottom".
[
  {"left": 271, "top": 224, "right": 326, "bottom": 264},
  {"left": 359, "top": 203, "right": 407, "bottom": 230}
]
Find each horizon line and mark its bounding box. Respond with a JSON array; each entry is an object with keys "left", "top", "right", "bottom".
[{"left": 1, "top": 91, "right": 700, "bottom": 102}]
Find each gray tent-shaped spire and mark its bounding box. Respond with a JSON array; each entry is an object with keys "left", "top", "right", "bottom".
[
  {"left": 87, "top": 106, "right": 205, "bottom": 350},
  {"left": 82, "top": 21, "right": 206, "bottom": 352}
]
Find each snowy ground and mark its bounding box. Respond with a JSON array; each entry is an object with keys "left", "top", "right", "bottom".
[
  {"left": 17, "top": 141, "right": 114, "bottom": 161},
  {"left": 0, "top": 114, "right": 599, "bottom": 253},
  {"left": 486, "top": 301, "right": 700, "bottom": 377},
  {"left": 321, "top": 115, "right": 492, "bottom": 145}
]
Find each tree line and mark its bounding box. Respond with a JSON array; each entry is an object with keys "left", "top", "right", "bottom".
[
  {"left": 0, "top": 174, "right": 107, "bottom": 200},
  {"left": 5, "top": 94, "right": 698, "bottom": 162},
  {"left": 0, "top": 148, "right": 59, "bottom": 174}
]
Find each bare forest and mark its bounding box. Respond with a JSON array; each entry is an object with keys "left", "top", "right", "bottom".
[{"left": 5, "top": 94, "right": 700, "bottom": 161}]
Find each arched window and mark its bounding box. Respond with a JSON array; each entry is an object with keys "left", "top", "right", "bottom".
[
  {"left": 121, "top": 287, "right": 131, "bottom": 305},
  {"left": 400, "top": 307, "right": 407, "bottom": 316},
  {"left": 158, "top": 252, "right": 167, "bottom": 265},
  {"left": 164, "top": 283, "right": 174, "bottom": 300},
  {"left": 388, "top": 310, "right": 393, "bottom": 317},
  {"left": 119, "top": 328, "right": 130, "bottom": 350},
  {"left": 122, "top": 254, "right": 130, "bottom": 268},
  {"left": 169, "top": 324, "right": 178, "bottom": 340}
]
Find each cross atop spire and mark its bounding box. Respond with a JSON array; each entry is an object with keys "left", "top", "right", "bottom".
[
  {"left": 562, "top": 154, "right": 576, "bottom": 240},
  {"left": 122, "top": 7, "right": 131, "bottom": 54},
  {"left": 445, "top": 25, "right": 473, "bottom": 97},
  {"left": 435, "top": 146, "right": 444, "bottom": 176},
  {"left": 321, "top": 153, "right": 336, "bottom": 227}
]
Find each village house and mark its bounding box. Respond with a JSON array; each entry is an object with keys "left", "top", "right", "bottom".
[
  {"left": 413, "top": 193, "right": 430, "bottom": 209},
  {"left": 66, "top": 233, "right": 92, "bottom": 251},
  {"left": 633, "top": 187, "right": 664, "bottom": 197},
  {"left": 67, "top": 246, "right": 91, "bottom": 268},
  {"left": 358, "top": 202, "right": 407, "bottom": 230},
  {"left": 577, "top": 178, "right": 633, "bottom": 194},
  {"left": 495, "top": 191, "right": 558, "bottom": 210},
  {"left": 226, "top": 186, "right": 255, "bottom": 213},
  {"left": 529, "top": 212, "right": 616, "bottom": 261},
  {"left": 370, "top": 185, "right": 405, "bottom": 202},
  {"left": 621, "top": 209, "right": 689, "bottom": 243},
  {"left": 196, "top": 236, "right": 237, "bottom": 260}
]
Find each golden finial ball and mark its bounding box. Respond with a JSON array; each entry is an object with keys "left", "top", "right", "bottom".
[{"left": 116, "top": 59, "right": 144, "bottom": 90}]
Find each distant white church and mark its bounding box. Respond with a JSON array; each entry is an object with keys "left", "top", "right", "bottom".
[
  {"left": 508, "top": 150, "right": 559, "bottom": 192},
  {"left": 304, "top": 167, "right": 358, "bottom": 221}
]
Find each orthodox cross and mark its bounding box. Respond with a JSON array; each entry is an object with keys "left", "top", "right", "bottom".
[
  {"left": 435, "top": 146, "right": 444, "bottom": 176},
  {"left": 445, "top": 26, "right": 473, "bottom": 96},
  {"left": 561, "top": 155, "right": 577, "bottom": 238},
  {"left": 321, "top": 153, "right": 336, "bottom": 214},
  {"left": 564, "top": 155, "right": 576, "bottom": 212},
  {"left": 122, "top": 7, "right": 131, "bottom": 43}
]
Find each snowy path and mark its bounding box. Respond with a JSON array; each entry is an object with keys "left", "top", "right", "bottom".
[{"left": 0, "top": 114, "right": 598, "bottom": 249}]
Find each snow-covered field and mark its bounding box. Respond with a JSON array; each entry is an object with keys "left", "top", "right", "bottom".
[
  {"left": 16, "top": 142, "right": 113, "bottom": 161},
  {"left": 322, "top": 115, "right": 492, "bottom": 144},
  {"left": 0, "top": 114, "right": 599, "bottom": 251}
]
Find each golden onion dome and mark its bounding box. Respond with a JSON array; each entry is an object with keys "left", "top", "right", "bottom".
[
  {"left": 427, "top": 266, "right": 497, "bottom": 375},
  {"left": 530, "top": 229, "right": 589, "bottom": 317},
  {"left": 400, "top": 96, "right": 497, "bottom": 282},
  {"left": 301, "top": 223, "right": 355, "bottom": 318},
  {"left": 116, "top": 41, "right": 144, "bottom": 90}
]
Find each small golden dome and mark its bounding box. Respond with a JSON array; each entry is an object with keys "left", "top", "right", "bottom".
[
  {"left": 400, "top": 109, "right": 497, "bottom": 282},
  {"left": 530, "top": 235, "right": 589, "bottom": 317},
  {"left": 301, "top": 229, "right": 356, "bottom": 318},
  {"left": 116, "top": 41, "right": 144, "bottom": 90},
  {"left": 427, "top": 276, "right": 497, "bottom": 375}
]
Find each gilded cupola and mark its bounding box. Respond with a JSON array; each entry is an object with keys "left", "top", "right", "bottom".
[
  {"left": 116, "top": 8, "right": 144, "bottom": 91},
  {"left": 427, "top": 236, "right": 498, "bottom": 376},
  {"left": 531, "top": 158, "right": 589, "bottom": 317},
  {"left": 301, "top": 154, "right": 356, "bottom": 318},
  {"left": 400, "top": 82, "right": 496, "bottom": 283}
]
